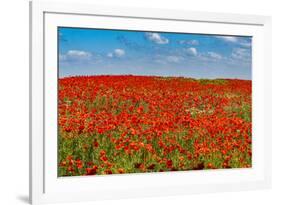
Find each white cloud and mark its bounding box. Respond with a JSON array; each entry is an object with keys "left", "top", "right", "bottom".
[
  {"left": 145, "top": 32, "right": 169, "bottom": 44},
  {"left": 185, "top": 47, "right": 197, "bottom": 56},
  {"left": 216, "top": 36, "right": 238, "bottom": 43},
  {"left": 66, "top": 50, "right": 92, "bottom": 59},
  {"left": 114, "top": 49, "right": 125, "bottom": 57},
  {"left": 179, "top": 39, "right": 199, "bottom": 46},
  {"left": 107, "top": 48, "right": 125, "bottom": 58},
  {"left": 60, "top": 50, "right": 92, "bottom": 62},
  {"left": 166, "top": 56, "right": 182, "bottom": 63}
]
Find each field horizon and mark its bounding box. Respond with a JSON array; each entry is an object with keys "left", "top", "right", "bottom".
[{"left": 59, "top": 74, "right": 252, "bottom": 81}]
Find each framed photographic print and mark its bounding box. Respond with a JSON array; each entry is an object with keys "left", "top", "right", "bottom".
[{"left": 29, "top": 0, "right": 272, "bottom": 204}]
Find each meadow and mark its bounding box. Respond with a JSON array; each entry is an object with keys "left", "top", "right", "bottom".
[{"left": 58, "top": 75, "right": 252, "bottom": 176}]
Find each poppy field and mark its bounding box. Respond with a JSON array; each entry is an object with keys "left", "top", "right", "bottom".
[{"left": 58, "top": 75, "right": 252, "bottom": 176}]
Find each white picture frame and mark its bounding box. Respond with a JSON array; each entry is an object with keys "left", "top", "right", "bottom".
[{"left": 30, "top": 0, "right": 272, "bottom": 204}]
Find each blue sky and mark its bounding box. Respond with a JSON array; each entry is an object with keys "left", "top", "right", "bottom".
[{"left": 59, "top": 27, "right": 252, "bottom": 79}]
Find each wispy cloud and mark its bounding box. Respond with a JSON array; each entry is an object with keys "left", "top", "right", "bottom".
[
  {"left": 216, "top": 36, "right": 252, "bottom": 49},
  {"left": 231, "top": 48, "right": 251, "bottom": 62},
  {"left": 239, "top": 41, "right": 251, "bottom": 48},
  {"left": 198, "top": 51, "right": 223, "bottom": 62},
  {"left": 58, "top": 32, "right": 67, "bottom": 42},
  {"left": 216, "top": 36, "right": 238, "bottom": 43},
  {"left": 178, "top": 39, "right": 199, "bottom": 46},
  {"left": 206, "top": 52, "right": 222, "bottom": 60},
  {"left": 145, "top": 32, "right": 169, "bottom": 44},
  {"left": 117, "top": 35, "right": 145, "bottom": 52},
  {"left": 166, "top": 56, "right": 183, "bottom": 63},
  {"left": 153, "top": 54, "right": 183, "bottom": 65}
]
